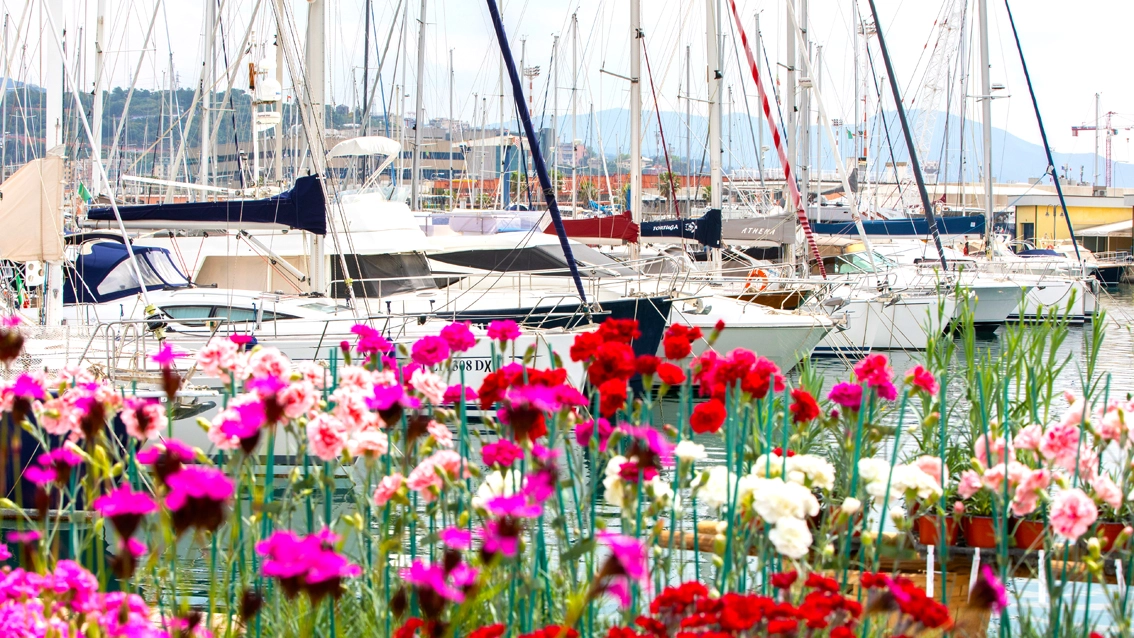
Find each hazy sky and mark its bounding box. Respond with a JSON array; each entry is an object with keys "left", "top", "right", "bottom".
[{"left": 6, "top": 0, "right": 1132, "bottom": 173}]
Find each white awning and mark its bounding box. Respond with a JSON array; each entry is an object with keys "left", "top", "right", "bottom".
[{"left": 327, "top": 136, "right": 402, "bottom": 158}]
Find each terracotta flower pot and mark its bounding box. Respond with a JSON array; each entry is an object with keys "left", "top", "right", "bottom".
[
  {"left": 1099, "top": 522, "right": 1128, "bottom": 552},
  {"left": 1013, "top": 519, "right": 1046, "bottom": 551},
  {"left": 915, "top": 515, "right": 960, "bottom": 547},
  {"left": 962, "top": 516, "right": 998, "bottom": 549}
]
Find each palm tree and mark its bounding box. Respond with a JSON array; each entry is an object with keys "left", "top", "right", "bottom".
[
  {"left": 701, "top": 184, "right": 712, "bottom": 202},
  {"left": 658, "top": 171, "right": 679, "bottom": 202},
  {"left": 577, "top": 180, "right": 599, "bottom": 206}
]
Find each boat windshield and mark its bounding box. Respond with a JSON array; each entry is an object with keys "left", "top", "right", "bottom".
[
  {"left": 331, "top": 252, "right": 438, "bottom": 298},
  {"left": 832, "top": 251, "right": 897, "bottom": 274}
]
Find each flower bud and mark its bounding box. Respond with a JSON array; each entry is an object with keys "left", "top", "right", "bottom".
[{"left": 841, "top": 497, "right": 862, "bottom": 515}]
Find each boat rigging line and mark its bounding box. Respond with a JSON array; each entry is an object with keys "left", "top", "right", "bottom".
[
  {"left": 483, "top": 0, "right": 587, "bottom": 305},
  {"left": 863, "top": 0, "right": 948, "bottom": 272}
]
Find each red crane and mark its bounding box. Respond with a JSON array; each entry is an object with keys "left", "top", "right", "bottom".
[{"left": 1072, "top": 111, "right": 1134, "bottom": 188}]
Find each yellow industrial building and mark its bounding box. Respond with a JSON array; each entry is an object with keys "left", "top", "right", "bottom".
[{"left": 1014, "top": 194, "right": 1133, "bottom": 253}]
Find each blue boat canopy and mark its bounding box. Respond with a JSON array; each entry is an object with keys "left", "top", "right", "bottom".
[
  {"left": 640, "top": 208, "right": 723, "bottom": 248},
  {"left": 811, "top": 215, "right": 985, "bottom": 237},
  {"left": 65, "top": 241, "right": 191, "bottom": 304},
  {"left": 87, "top": 175, "right": 326, "bottom": 235}
]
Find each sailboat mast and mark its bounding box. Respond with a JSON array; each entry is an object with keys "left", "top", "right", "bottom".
[
  {"left": 551, "top": 35, "right": 558, "bottom": 198},
  {"left": 571, "top": 13, "right": 577, "bottom": 215},
  {"left": 201, "top": 0, "right": 215, "bottom": 188},
  {"left": 43, "top": 0, "right": 64, "bottom": 326},
  {"left": 706, "top": 0, "right": 722, "bottom": 210},
  {"left": 274, "top": 0, "right": 284, "bottom": 182},
  {"left": 305, "top": 0, "right": 326, "bottom": 292},
  {"left": 449, "top": 48, "right": 454, "bottom": 203},
  {"left": 685, "top": 44, "right": 691, "bottom": 216},
  {"left": 629, "top": 0, "right": 642, "bottom": 260},
  {"left": 410, "top": 0, "right": 426, "bottom": 210},
  {"left": 978, "top": 0, "right": 995, "bottom": 254},
  {"left": 799, "top": 0, "right": 809, "bottom": 219},
  {"left": 92, "top": 0, "right": 107, "bottom": 196}
]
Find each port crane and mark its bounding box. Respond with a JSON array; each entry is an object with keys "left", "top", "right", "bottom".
[{"left": 1072, "top": 110, "right": 1134, "bottom": 189}]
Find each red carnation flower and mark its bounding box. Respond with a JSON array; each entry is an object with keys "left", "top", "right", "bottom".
[
  {"left": 789, "top": 389, "right": 820, "bottom": 423},
  {"left": 635, "top": 355, "right": 661, "bottom": 377},
  {"left": 657, "top": 362, "right": 686, "bottom": 386},
  {"left": 599, "top": 378, "right": 629, "bottom": 418},
  {"left": 690, "top": 399, "right": 726, "bottom": 434}
]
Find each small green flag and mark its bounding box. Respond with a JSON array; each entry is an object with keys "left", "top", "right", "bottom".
[
  {"left": 78, "top": 182, "right": 91, "bottom": 203},
  {"left": 847, "top": 129, "right": 853, "bottom": 140}
]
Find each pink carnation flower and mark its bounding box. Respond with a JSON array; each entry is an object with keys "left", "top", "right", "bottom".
[
  {"left": 426, "top": 420, "right": 453, "bottom": 448},
  {"left": 121, "top": 397, "right": 165, "bottom": 441},
  {"left": 1039, "top": 421, "right": 1081, "bottom": 471},
  {"left": 197, "top": 339, "right": 241, "bottom": 379},
  {"left": 958, "top": 469, "right": 983, "bottom": 499},
  {"left": 913, "top": 456, "right": 946, "bottom": 489},
  {"left": 1050, "top": 488, "right": 1098, "bottom": 541},
  {"left": 482, "top": 440, "right": 523, "bottom": 467},
  {"left": 306, "top": 414, "right": 347, "bottom": 461},
  {"left": 905, "top": 365, "right": 938, "bottom": 395},
  {"left": 410, "top": 369, "right": 447, "bottom": 405},
  {"left": 373, "top": 473, "right": 404, "bottom": 506},
  {"left": 1091, "top": 474, "right": 1123, "bottom": 511},
  {"left": 1013, "top": 424, "right": 1044, "bottom": 451},
  {"left": 246, "top": 347, "right": 291, "bottom": 380},
  {"left": 348, "top": 428, "right": 389, "bottom": 458}
]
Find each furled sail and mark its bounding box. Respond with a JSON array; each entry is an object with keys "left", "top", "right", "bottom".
[{"left": 0, "top": 154, "right": 65, "bottom": 261}]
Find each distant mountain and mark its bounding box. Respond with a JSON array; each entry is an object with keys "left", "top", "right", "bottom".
[{"left": 539, "top": 107, "right": 1133, "bottom": 187}]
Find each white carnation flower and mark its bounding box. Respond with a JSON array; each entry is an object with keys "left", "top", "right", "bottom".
[
  {"left": 785, "top": 454, "right": 836, "bottom": 491},
  {"left": 769, "top": 516, "right": 813, "bottom": 559},
  {"left": 841, "top": 497, "right": 862, "bottom": 515},
  {"left": 603, "top": 455, "right": 629, "bottom": 508},
  {"left": 749, "top": 477, "right": 820, "bottom": 524},
  {"left": 674, "top": 440, "right": 707, "bottom": 463},
  {"left": 892, "top": 464, "right": 943, "bottom": 502},
  {"left": 696, "top": 466, "right": 734, "bottom": 510},
  {"left": 857, "top": 458, "right": 891, "bottom": 485},
  {"left": 751, "top": 453, "right": 787, "bottom": 478},
  {"left": 473, "top": 469, "right": 523, "bottom": 509}
]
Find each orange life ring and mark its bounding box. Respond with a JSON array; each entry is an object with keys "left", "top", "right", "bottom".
[{"left": 744, "top": 268, "right": 770, "bottom": 292}]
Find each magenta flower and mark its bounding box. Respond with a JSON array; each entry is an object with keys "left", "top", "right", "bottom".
[
  {"left": 351, "top": 324, "right": 393, "bottom": 355},
  {"left": 401, "top": 559, "right": 466, "bottom": 603},
  {"left": 229, "top": 334, "right": 255, "bottom": 346},
  {"left": 480, "top": 519, "right": 521, "bottom": 557},
  {"left": 487, "top": 320, "right": 521, "bottom": 343},
  {"left": 439, "top": 527, "right": 473, "bottom": 550},
  {"left": 150, "top": 344, "right": 185, "bottom": 367},
  {"left": 505, "top": 384, "right": 562, "bottom": 412},
  {"left": 575, "top": 418, "right": 614, "bottom": 451},
  {"left": 93, "top": 486, "right": 157, "bottom": 539},
  {"left": 440, "top": 322, "right": 476, "bottom": 353},
  {"left": 521, "top": 469, "right": 556, "bottom": 505},
  {"left": 257, "top": 529, "right": 360, "bottom": 602},
  {"left": 443, "top": 384, "right": 478, "bottom": 405},
  {"left": 0, "top": 542, "right": 9, "bottom": 561},
  {"left": 1, "top": 315, "right": 19, "bottom": 328},
  {"left": 972, "top": 565, "right": 1009, "bottom": 612},
  {"left": 485, "top": 493, "right": 542, "bottom": 519},
  {"left": 828, "top": 382, "right": 864, "bottom": 410},
  {"left": 617, "top": 424, "right": 675, "bottom": 468},
  {"left": 33, "top": 447, "right": 82, "bottom": 485},
  {"left": 605, "top": 577, "right": 632, "bottom": 608},
  {"left": 482, "top": 440, "right": 523, "bottom": 468},
  {"left": 367, "top": 384, "right": 405, "bottom": 411},
  {"left": 137, "top": 439, "right": 195, "bottom": 484},
  {"left": 11, "top": 374, "right": 45, "bottom": 400},
  {"left": 597, "top": 531, "right": 647, "bottom": 581},
  {"left": 7, "top": 529, "right": 40, "bottom": 544},
  {"left": 412, "top": 335, "right": 451, "bottom": 367},
  {"left": 165, "top": 466, "right": 234, "bottom": 535}
]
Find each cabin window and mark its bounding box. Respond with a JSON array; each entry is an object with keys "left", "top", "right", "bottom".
[
  {"left": 431, "top": 245, "right": 635, "bottom": 277},
  {"left": 161, "top": 305, "right": 294, "bottom": 326}
]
